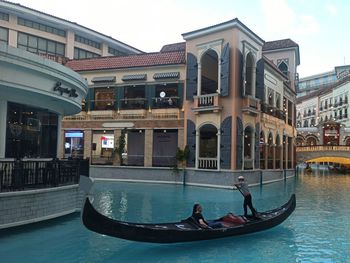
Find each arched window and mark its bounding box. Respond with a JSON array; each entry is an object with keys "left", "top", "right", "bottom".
[
  {"left": 200, "top": 49, "right": 218, "bottom": 95},
  {"left": 245, "top": 52, "right": 255, "bottom": 96},
  {"left": 278, "top": 61, "right": 288, "bottom": 76}
]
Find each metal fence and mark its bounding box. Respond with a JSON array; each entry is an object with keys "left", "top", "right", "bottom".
[{"left": 0, "top": 158, "right": 89, "bottom": 192}]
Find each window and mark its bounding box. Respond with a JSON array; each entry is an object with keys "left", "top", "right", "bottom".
[
  {"left": 0, "top": 12, "right": 9, "bottom": 21},
  {"left": 74, "top": 47, "right": 100, "bottom": 59},
  {"left": 0, "top": 27, "right": 8, "bottom": 44},
  {"left": 278, "top": 61, "right": 288, "bottom": 76},
  {"left": 108, "top": 46, "right": 127, "bottom": 56},
  {"left": 75, "top": 35, "right": 101, "bottom": 49},
  {"left": 17, "top": 32, "right": 65, "bottom": 56},
  {"left": 18, "top": 17, "right": 66, "bottom": 37}
]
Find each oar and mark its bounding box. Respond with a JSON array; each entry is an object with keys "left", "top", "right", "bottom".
[{"left": 234, "top": 183, "right": 245, "bottom": 197}]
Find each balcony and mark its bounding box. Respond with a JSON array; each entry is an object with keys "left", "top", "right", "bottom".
[
  {"left": 198, "top": 157, "right": 217, "bottom": 169},
  {"left": 192, "top": 93, "right": 222, "bottom": 113},
  {"left": 242, "top": 96, "right": 260, "bottom": 116}
]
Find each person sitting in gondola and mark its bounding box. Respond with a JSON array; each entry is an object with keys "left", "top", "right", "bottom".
[
  {"left": 192, "top": 203, "right": 223, "bottom": 229},
  {"left": 234, "top": 176, "right": 258, "bottom": 218}
]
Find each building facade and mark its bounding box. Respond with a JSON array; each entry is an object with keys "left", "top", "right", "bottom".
[
  {"left": 0, "top": 2, "right": 299, "bottom": 172},
  {"left": 0, "top": 43, "right": 87, "bottom": 158},
  {"left": 296, "top": 75, "right": 350, "bottom": 147},
  {"left": 63, "top": 19, "right": 299, "bottom": 172},
  {"left": 297, "top": 64, "right": 350, "bottom": 97},
  {"left": 0, "top": 1, "right": 142, "bottom": 62}
]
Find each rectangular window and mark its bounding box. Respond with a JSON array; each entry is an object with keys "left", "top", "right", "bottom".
[
  {"left": 17, "top": 17, "right": 66, "bottom": 37},
  {"left": 108, "top": 46, "right": 127, "bottom": 56},
  {"left": 75, "top": 34, "right": 101, "bottom": 49},
  {"left": 0, "top": 27, "right": 8, "bottom": 44},
  {"left": 0, "top": 12, "right": 9, "bottom": 21},
  {"left": 74, "top": 47, "right": 100, "bottom": 59},
  {"left": 17, "top": 32, "right": 65, "bottom": 57}
]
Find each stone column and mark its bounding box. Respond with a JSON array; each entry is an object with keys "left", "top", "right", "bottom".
[
  {"left": 285, "top": 139, "right": 289, "bottom": 169},
  {"left": 264, "top": 144, "right": 268, "bottom": 169},
  {"left": 65, "top": 30, "right": 75, "bottom": 59},
  {"left": 0, "top": 100, "right": 7, "bottom": 158},
  {"left": 272, "top": 144, "right": 276, "bottom": 169},
  {"left": 195, "top": 130, "right": 199, "bottom": 169},
  {"left": 177, "top": 129, "right": 184, "bottom": 150},
  {"left": 197, "top": 63, "right": 202, "bottom": 96},
  {"left": 279, "top": 145, "right": 283, "bottom": 169},
  {"left": 217, "top": 130, "right": 221, "bottom": 170},
  {"left": 8, "top": 14, "right": 17, "bottom": 47},
  {"left": 144, "top": 129, "right": 153, "bottom": 167},
  {"left": 56, "top": 115, "right": 63, "bottom": 159},
  {"left": 83, "top": 129, "right": 92, "bottom": 160}
]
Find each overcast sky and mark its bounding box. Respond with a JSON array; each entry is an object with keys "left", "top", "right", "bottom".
[{"left": 13, "top": 0, "right": 350, "bottom": 78}]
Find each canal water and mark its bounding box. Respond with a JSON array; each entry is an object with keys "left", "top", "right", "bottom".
[{"left": 0, "top": 169, "right": 349, "bottom": 262}]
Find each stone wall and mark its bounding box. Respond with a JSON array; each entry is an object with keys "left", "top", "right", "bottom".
[
  {"left": 0, "top": 185, "right": 83, "bottom": 229},
  {"left": 91, "top": 165, "right": 295, "bottom": 189}
]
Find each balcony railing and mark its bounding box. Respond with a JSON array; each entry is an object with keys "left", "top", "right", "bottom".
[
  {"left": 198, "top": 157, "right": 217, "bottom": 169},
  {"left": 151, "top": 97, "right": 180, "bottom": 109},
  {"left": 120, "top": 98, "right": 147, "bottom": 109},
  {"left": 0, "top": 158, "right": 89, "bottom": 192},
  {"left": 296, "top": 145, "right": 350, "bottom": 152},
  {"left": 242, "top": 96, "right": 260, "bottom": 115},
  {"left": 192, "top": 93, "right": 222, "bottom": 113}
]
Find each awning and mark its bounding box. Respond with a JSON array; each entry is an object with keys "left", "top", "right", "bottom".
[
  {"left": 91, "top": 76, "right": 116, "bottom": 83},
  {"left": 306, "top": 157, "right": 350, "bottom": 165},
  {"left": 153, "top": 72, "right": 180, "bottom": 79},
  {"left": 122, "top": 74, "right": 147, "bottom": 81}
]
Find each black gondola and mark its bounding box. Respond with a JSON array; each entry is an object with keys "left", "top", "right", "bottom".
[{"left": 81, "top": 194, "right": 296, "bottom": 243}]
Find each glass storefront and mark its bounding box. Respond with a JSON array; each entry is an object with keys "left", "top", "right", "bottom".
[
  {"left": 5, "top": 102, "right": 58, "bottom": 158},
  {"left": 64, "top": 130, "right": 84, "bottom": 159},
  {"left": 91, "top": 131, "right": 114, "bottom": 164}
]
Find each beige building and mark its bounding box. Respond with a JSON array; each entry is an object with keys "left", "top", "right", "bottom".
[
  {"left": 0, "top": 1, "right": 141, "bottom": 62},
  {"left": 0, "top": 2, "right": 299, "bottom": 172},
  {"left": 62, "top": 19, "right": 299, "bottom": 172}
]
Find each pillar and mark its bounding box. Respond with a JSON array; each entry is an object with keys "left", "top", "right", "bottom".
[
  {"left": 272, "top": 144, "right": 276, "bottom": 169},
  {"left": 264, "top": 144, "right": 268, "bottom": 169},
  {"left": 56, "top": 115, "right": 63, "bottom": 158},
  {"left": 217, "top": 130, "right": 221, "bottom": 170},
  {"left": 195, "top": 130, "right": 199, "bottom": 169},
  {"left": 83, "top": 129, "right": 92, "bottom": 160},
  {"left": 144, "top": 129, "right": 153, "bottom": 167},
  {"left": 0, "top": 100, "right": 7, "bottom": 158}
]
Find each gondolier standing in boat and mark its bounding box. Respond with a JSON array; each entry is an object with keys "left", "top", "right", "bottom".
[{"left": 234, "top": 176, "right": 258, "bottom": 218}]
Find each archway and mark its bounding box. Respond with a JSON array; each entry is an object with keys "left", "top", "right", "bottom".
[
  {"left": 259, "top": 131, "right": 265, "bottom": 169},
  {"left": 244, "top": 126, "right": 254, "bottom": 170},
  {"left": 245, "top": 52, "right": 255, "bottom": 96},
  {"left": 268, "top": 132, "right": 274, "bottom": 169},
  {"left": 200, "top": 49, "right": 218, "bottom": 95},
  {"left": 198, "top": 124, "right": 218, "bottom": 169}
]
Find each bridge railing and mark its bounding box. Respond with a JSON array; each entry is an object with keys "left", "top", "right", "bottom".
[{"left": 296, "top": 145, "right": 350, "bottom": 152}]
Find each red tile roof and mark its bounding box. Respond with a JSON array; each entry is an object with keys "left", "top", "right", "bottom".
[{"left": 65, "top": 51, "right": 186, "bottom": 71}]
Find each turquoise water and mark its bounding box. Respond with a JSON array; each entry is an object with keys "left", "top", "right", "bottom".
[{"left": 1, "top": 171, "right": 350, "bottom": 262}]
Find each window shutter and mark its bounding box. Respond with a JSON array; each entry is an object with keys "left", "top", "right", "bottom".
[
  {"left": 146, "top": 85, "right": 155, "bottom": 109},
  {"left": 177, "top": 83, "right": 184, "bottom": 108},
  {"left": 186, "top": 119, "right": 196, "bottom": 167},
  {"left": 186, "top": 53, "right": 197, "bottom": 100},
  {"left": 236, "top": 117, "right": 243, "bottom": 169},
  {"left": 87, "top": 87, "right": 94, "bottom": 111},
  {"left": 220, "top": 43, "right": 230, "bottom": 97},
  {"left": 117, "top": 86, "right": 124, "bottom": 110},
  {"left": 256, "top": 59, "right": 264, "bottom": 100},
  {"left": 220, "top": 116, "right": 232, "bottom": 169},
  {"left": 255, "top": 123, "right": 260, "bottom": 169}
]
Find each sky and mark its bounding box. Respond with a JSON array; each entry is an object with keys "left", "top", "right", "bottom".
[{"left": 12, "top": 0, "right": 350, "bottom": 78}]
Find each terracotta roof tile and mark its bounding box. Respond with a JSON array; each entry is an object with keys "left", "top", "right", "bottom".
[
  {"left": 263, "top": 39, "right": 299, "bottom": 51},
  {"left": 65, "top": 51, "right": 186, "bottom": 71}
]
